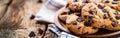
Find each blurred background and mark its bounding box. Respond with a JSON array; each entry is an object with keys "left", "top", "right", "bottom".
[{"left": 0, "top": 0, "right": 67, "bottom": 38}]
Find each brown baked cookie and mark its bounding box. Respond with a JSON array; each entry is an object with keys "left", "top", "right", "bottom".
[
  {"left": 67, "top": 1, "right": 85, "bottom": 12},
  {"left": 67, "top": 0, "right": 102, "bottom": 12},
  {"left": 58, "top": 0, "right": 120, "bottom": 35},
  {"left": 66, "top": 14, "right": 79, "bottom": 24},
  {"left": 66, "top": 14, "right": 98, "bottom": 34},
  {"left": 103, "top": 19, "right": 120, "bottom": 30},
  {"left": 102, "top": 0, "right": 120, "bottom": 11},
  {"left": 110, "top": 1, "right": 120, "bottom": 11},
  {"left": 101, "top": 0, "right": 113, "bottom": 6},
  {"left": 67, "top": 24, "right": 98, "bottom": 35},
  {"left": 82, "top": 26, "right": 98, "bottom": 34},
  {"left": 66, "top": 21, "right": 85, "bottom": 34},
  {"left": 103, "top": 6, "right": 120, "bottom": 30},
  {"left": 81, "top": 3, "right": 105, "bottom": 28}
]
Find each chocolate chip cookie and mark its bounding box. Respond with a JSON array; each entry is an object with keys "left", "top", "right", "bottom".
[
  {"left": 58, "top": 0, "right": 120, "bottom": 35},
  {"left": 65, "top": 14, "right": 98, "bottom": 35},
  {"left": 102, "top": 0, "right": 120, "bottom": 11}
]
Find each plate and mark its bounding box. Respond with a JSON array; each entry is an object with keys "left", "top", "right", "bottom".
[{"left": 54, "top": 7, "right": 120, "bottom": 37}]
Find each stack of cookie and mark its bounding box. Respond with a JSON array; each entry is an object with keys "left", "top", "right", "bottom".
[{"left": 58, "top": 0, "right": 120, "bottom": 35}]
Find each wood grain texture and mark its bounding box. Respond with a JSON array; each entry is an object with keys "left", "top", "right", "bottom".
[
  {"left": 0, "top": 0, "right": 25, "bottom": 29},
  {"left": 0, "top": 0, "right": 45, "bottom": 38}
]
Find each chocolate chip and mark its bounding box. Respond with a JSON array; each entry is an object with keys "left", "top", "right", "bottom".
[
  {"left": 115, "top": 16, "right": 120, "bottom": 19},
  {"left": 70, "top": 9, "right": 74, "bottom": 12},
  {"left": 89, "top": 10, "right": 97, "bottom": 15},
  {"left": 110, "top": 6, "right": 114, "bottom": 9},
  {"left": 38, "top": 29, "right": 43, "bottom": 34},
  {"left": 98, "top": 5, "right": 104, "bottom": 9},
  {"left": 75, "top": 13, "right": 81, "bottom": 16},
  {"left": 66, "top": 4, "right": 69, "bottom": 8},
  {"left": 72, "top": 22, "right": 77, "bottom": 25},
  {"left": 77, "top": 18, "right": 84, "bottom": 22},
  {"left": 110, "top": 18, "right": 113, "bottom": 20},
  {"left": 114, "top": 13, "right": 117, "bottom": 15},
  {"left": 114, "top": 0, "right": 118, "bottom": 1},
  {"left": 88, "top": 19, "right": 93, "bottom": 25},
  {"left": 30, "top": 15, "right": 35, "bottom": 19},
  {"left": 116, "top": 11, "right": 119, "bottom": 14},
  {"left": 69, "top": 9, "right": 74, "bottom": 14},
  {"left": 103, "top": 14, "right": 109, "bottom": 19},
  {"left": 112, "top": 21, "right": 117, "bottom": 27},
  {"left": 61, "top": 12, "right": 67, "bottom": 15},
  {"left": 82, "top": 0, "right": 89, "bottom": 3},
  {"left": 112, "top": 1, "right": 118, "bottom": 4},
  {"left": 84, "top": 19, "right": 93, "bottom": 26},
  {"left": 68, "top": 12, "right": 73, "bottom": 15},
  {"left": 29, "top": 31, "right": 36, "bottom": 37},
  {"left": 77, "top": 9, "right": 82, "bottom": 12},
  {"left": 74, "top": 0, "right": 78, "bottom": 2},
  {"left": 105, "top": 0, "right": 110, "bottom": 3},
  {"left": 84, "top": 23, "right": 90, "bottom": 26},
  {"left": 38, "top": 0, "right": 42, "bottom": 3},
  {"left": 88, "top": 16, "right": 95, "bottom": 19},
  {"left": 84, "top": 15, "right": 88, "bottom": 18},
  {"left": 78, "top": 27, "right": 81, "bottom": 29},
  {"left": 102, "top": 9, "right": 107, "bottom": 13},
  {"left": 92, "top": 27, "right": 97, "bottom": 29}
]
